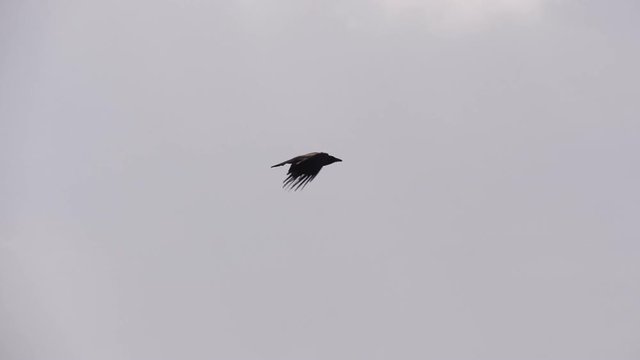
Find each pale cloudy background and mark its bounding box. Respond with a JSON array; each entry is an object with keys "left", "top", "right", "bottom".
[{"left": 1, "top": 0, "right": 639, "bottom": 359}]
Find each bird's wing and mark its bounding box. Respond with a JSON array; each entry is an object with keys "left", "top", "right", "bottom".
[
  {"left": 271, "top": 152, "right": 319, "bottom": 168},
  {"left": 283, "top": 173, "right": 317, "bottom": 191}
]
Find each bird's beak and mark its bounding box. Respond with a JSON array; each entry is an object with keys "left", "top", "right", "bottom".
[{"left": 335, "top": 158, "right": 342, "bottom": 162}]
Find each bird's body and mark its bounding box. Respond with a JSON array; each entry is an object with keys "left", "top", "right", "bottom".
[{"left": 271, "top": 152, "right": 342, "bottom": 190}]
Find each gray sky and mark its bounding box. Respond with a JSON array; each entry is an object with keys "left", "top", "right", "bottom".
[{"left": 2, "top": 0, "right": 639, "bottom": 359}]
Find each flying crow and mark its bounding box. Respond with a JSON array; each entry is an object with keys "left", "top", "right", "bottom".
[{"left": 271, "top": 152, "right": 342, "bottom": 190}]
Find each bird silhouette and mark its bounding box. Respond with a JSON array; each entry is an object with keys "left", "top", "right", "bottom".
[{"left": 271, "top": 152, "right": 342, "bottom": 190}]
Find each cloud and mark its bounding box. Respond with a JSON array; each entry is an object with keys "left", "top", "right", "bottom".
[{"left": 375, "top": 0, "right": 547, "bottom": 32}]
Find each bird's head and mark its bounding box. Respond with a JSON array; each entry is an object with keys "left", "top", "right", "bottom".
[{"left": 323, "top": 153, "right": 342, "bottom": 165}]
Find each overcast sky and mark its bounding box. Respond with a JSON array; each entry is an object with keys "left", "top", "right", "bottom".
[{"left": 2, "top": 0, "right": 639, "bottom": 359}]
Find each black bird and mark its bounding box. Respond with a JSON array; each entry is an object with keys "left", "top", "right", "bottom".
[{"left": 271, "top": 152, "right": 342, "bottom": 190}]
